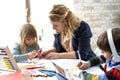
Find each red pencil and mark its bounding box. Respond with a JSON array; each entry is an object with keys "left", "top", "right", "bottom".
[{"left": 26, "top": 66, "right": 45, "bottom": 70}]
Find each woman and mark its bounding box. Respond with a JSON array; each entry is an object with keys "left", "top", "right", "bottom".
[{"left": 41, "top": 4, "right": 95, "bottom": 61}]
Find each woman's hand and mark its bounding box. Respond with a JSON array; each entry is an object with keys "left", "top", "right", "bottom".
[
  {"left": 77, "top": 60, "right": 90, "bottom": 70},
  {"left": 42, "top": 52, "right": 61, "bottom": 59}
]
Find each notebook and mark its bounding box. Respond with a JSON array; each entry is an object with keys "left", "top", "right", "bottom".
[{"left": 0, "top": 46, "right": 21, "bottom": 72}]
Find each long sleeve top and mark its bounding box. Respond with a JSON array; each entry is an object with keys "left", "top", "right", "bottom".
[
  {"left": 53, "top": 21, "right": 96, "bottom": 61},
  {"left": 12, "top": 43, "right": 39, "bottom": 62},
  {"left": 81, "top": 55, "right": 120, "bottom": 80}
]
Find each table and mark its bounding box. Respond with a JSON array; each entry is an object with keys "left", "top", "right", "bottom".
[{"left": 0, "top": 59, "right": 104, "bottom": 80}]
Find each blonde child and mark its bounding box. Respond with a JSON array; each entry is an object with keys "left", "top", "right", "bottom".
[
  {"left": 12, "top": 23, "right": 40, "bottom": 62},
  {"left": 77, "top": 28, "right": 120, "bottom": 80}
]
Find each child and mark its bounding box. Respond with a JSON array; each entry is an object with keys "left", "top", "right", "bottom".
[
  {"left": 12, "top": 23, "right": 40, "bottom": 62},
  {"left": 77, "top": 28, "right": 120, "bottom": 80}
]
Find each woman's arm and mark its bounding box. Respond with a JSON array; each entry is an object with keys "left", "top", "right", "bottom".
[
  {"left": 42, "top": 51, "right": 76, "bottom": 59},
  {"left": 58, "top": 51, "right": 76, "bottom": 59},
  {"left": 75, "top": 21, "right": 95, "bottom": 60}
]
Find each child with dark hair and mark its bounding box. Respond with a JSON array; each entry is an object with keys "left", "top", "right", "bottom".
[{"left": 77, "top": 28, "right": 120, "bottom": 80}]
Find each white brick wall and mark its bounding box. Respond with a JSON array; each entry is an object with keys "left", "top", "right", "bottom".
[{"left": 74, "top": 0, "right": 120, "bottom": 50}]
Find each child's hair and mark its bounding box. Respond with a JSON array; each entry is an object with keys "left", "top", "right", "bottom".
[
  {"left": 19, "top": 23, "right": 38, "bottom": 53},
  {"left": 97, "top": 28, "right": 120, "bottom": 62}
]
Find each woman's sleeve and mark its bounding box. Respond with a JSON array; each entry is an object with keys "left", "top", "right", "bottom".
[
  {"left": 76, "top": 21, "right": 95, "bottom": 60},
  {"left": 12, "top": 43, "right": 28, "bottom": 62},
  {"left": 53, "top": 34, "right": 65, "bottom": 52}
]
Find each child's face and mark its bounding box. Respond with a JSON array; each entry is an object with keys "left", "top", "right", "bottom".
[
  {"left": 25, "top": 37, "right": 36, "bottom": 46},
  {"left": 101, "top": 50, "right": 112, "bottom": 60}
]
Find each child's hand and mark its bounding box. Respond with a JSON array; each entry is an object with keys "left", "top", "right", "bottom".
[
  {"left": 77, "top": 61, "right": 90, "bottom": 70},
  {"left": 40, "top": 50, "right": 50, "bottom": 57},
  {"left": 37, "top": 48, "right": 43, "bottom": 59},
  {"left": 27, "top": 50, "right": 38, "bottom": 59},
  {"left": 38, "top": 51, "right": 49, "bottom": 58}
]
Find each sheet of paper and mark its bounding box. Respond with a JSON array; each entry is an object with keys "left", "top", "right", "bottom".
[
  {"left": 51, "top": 59, "right": 80, "bottom": 69},
  {"left": 51, "top": 59, "right": 104, "bottom": 80}
]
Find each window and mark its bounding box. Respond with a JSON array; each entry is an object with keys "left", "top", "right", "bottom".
[
  {"left": 0, "top": 0, "right": 73, "bottom": 50},
  {"left": 0, "top": 0, "right": 25, "bottom": 47}
]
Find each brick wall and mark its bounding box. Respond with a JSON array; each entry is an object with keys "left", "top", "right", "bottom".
[{"left": 74, "top": 0, "right": 120, "bottom": 50}]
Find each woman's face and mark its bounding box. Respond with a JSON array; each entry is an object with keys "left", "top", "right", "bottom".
[
  {"left": 101, "top": 50, "right": 112, "bottom": 60},
  {"left": 50, "top": 21, "right": 64, "bottom": 33}
]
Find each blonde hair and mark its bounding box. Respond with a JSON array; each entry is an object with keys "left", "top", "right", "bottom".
[
  {"left": 19, "top": 23, "right": 38, "bottom": 53},
  {"left": 49, "top": 4, "right": 81, "bottom": 39}
]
